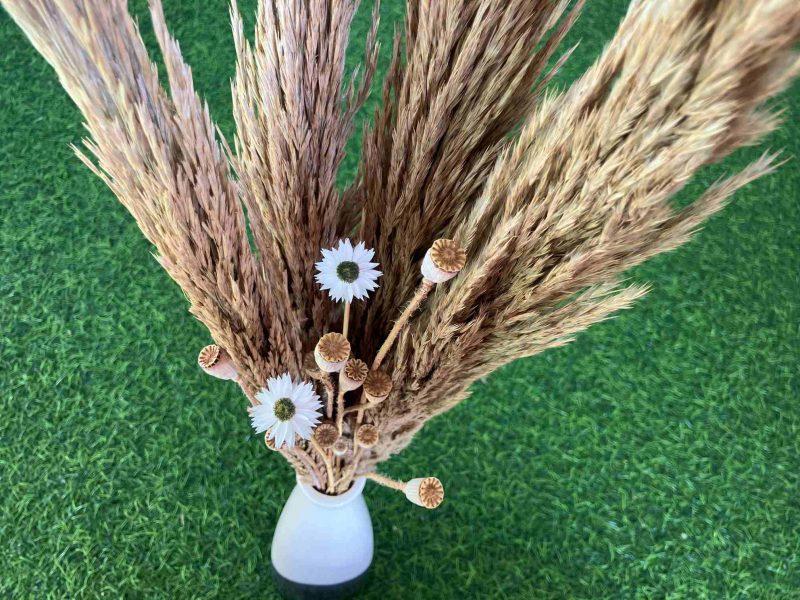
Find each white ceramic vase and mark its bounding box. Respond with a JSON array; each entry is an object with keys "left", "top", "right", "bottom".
[{"left": 271, "top": 476, "right": 373, "bottom": 599}]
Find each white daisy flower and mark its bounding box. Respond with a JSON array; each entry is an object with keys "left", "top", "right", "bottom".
[
  {"left": 249, "top": 374, "right": 323, "bottom": 449},
  {"left": 315, "top": 239, "right": 381, "bottom": 303}
]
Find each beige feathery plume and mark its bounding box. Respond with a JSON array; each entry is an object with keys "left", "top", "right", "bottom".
[
  {"left": 359, "top": 0, "right": 800, "bottom": 469},
  {"left": 5, "top": 0, "right": 799, "bottom": 493},
  {"left": 1, "top": 0, "right": 292, "bottom": 397},
  {"left": 229, "top": 0, "right": 379, "bottom": 343},
  {"left": 349, "top": 0, "right": 583, "bottom": 359}
]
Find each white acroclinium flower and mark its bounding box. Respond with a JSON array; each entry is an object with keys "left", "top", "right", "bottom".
[
  {"left": 315, "top": 239, "right": 381, "bottom": 303},
  {"left": 249, "top": 374, "right": 322, "bottom": 449}
]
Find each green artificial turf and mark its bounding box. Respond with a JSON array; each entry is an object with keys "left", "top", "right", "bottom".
[{"left": 1, "top": 1, "right": 799, "bottom": 598}]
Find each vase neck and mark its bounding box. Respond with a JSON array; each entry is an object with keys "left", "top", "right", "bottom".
[{"left": 297, "top": 476, "right": 366, "bottom": 508}]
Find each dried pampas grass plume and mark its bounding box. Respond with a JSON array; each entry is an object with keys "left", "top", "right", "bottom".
[
  {"left": 357, "top": 0, "right": 800, "bottom": 470},
  {"left": 4, "top": 0, "right": 799, "bottom": 499}
]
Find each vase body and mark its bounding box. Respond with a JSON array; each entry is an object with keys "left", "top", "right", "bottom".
[{"left": 270, "top": 476, "right": 373, "bottom": 599}]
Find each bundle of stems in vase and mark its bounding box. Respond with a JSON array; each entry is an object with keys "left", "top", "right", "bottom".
[{"left": 5, "top": 0, "right": 799, "bottom": 505}]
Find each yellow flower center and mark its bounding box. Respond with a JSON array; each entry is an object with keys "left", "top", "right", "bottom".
[
  {"left": 336, "top": 261, "right": 360, "bottom": 283},
  {"left": 273, "top": 398, "right": 295, "bottom": 421}
]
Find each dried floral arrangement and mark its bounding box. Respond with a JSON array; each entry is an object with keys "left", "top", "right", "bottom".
[{"left": 4, "top": 0, "right": 799, "bottom": 508}]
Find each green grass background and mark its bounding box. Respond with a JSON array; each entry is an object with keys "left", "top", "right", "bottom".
[{"left": 1, "top": 1, "right": 798, "bottom": 598}]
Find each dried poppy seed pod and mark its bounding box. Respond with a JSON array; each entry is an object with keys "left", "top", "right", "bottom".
[
  {"left": 404, "top": 477, "right": 444, "bottom": 509},
  {"left": 314, "top": 333, "right": 351, "bottom": 373},
  {"left": 363, "top": 370, "right": 392, "bottom": 404},
  {"left": 198, "top": 344, "right": 238, "bottom": 381},
  {"left": 339, "top": 358, "right": 368, "bottom": 392},
  {"left": 421, "top": 238, "right": 466, "bottom": 284},
  {"left": 313, "top": 421, "right": 340, "bottom": 449},
  {"left": 355, "top": 424, "right": 379, "bottom": 449},
  {"left": 332, "top": 437, "right": 352, "bottom": 457}
]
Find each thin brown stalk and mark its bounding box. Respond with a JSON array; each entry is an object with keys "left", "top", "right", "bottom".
[
  {"left": 343, "top": 302, "right": 352, "bottom": 339},
  {"left": 292, "top": 446, "right": 324, "bottom": 490},
  {"left": 372, "top": 279, "right": 434, "bottom": 370},
  {"left": 364, "top": 472, "right": 405, "bottom": 491},
  {"left": 335, "top": 388, "right": 347, "bottom": 434},
  {"left": 310, "top": 438, "right": 336, "bottom": 493},
  {"left": 307, "top": 365, "right": 337, "bottom": 419},
  {"left": 343, "top": 404, "right": 372, "bottom": 417}
]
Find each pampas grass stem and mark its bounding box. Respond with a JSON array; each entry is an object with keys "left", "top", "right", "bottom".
[
  {"left": 372, "top": 279, "right": 434, "bottom": 370},
  {"left": 310, "top": 438, "right": 336, "bottom": 493}
]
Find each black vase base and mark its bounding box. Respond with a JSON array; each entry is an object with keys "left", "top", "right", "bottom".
[{"left": 270, "top": 563, "right": 370, "bottom": 600}]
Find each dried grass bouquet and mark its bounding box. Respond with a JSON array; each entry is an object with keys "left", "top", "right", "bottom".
[{"left": 4, "top": 0, "right": 799, "bottom": 510}]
